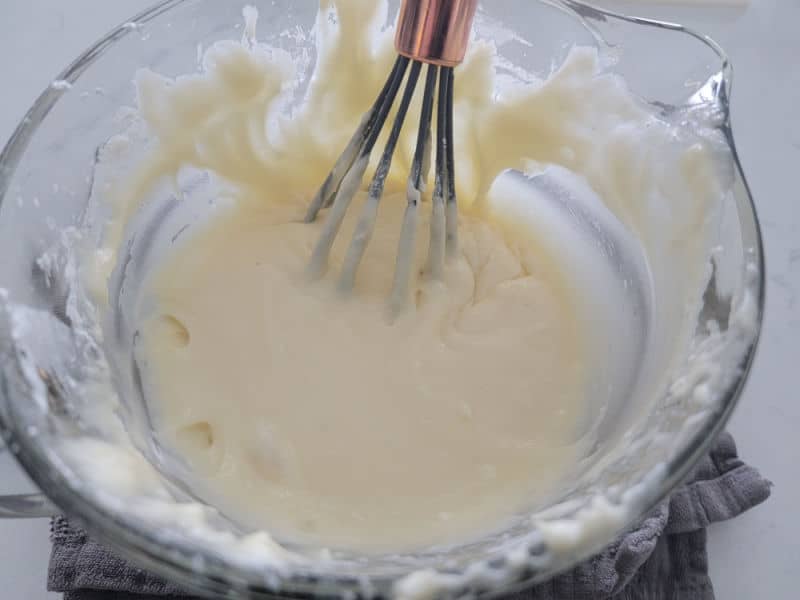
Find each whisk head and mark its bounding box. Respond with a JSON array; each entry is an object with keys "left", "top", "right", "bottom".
[{"left": 304, "top": 0, "right": 478, "bottom": 315}]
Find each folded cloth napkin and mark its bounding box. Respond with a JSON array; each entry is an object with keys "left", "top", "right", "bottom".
[{"left": 49, "top": 432, "right": 770, "bottom": 600}]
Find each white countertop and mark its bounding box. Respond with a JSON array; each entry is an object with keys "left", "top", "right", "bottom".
[{"left": 0, "top": 1, "right": 797, "bottom": 598}]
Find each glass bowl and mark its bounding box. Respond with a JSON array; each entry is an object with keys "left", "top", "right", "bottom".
[{"left": 0, "top": 0, "right": 763, "bottom": 597}]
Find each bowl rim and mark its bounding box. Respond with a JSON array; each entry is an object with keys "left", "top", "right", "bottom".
[{"left": 0, "top": 0, "right": 765, "bottom": 597}]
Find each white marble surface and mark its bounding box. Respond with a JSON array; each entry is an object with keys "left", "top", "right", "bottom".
[{"left": 0, "top": 1, "right": 797, "bottom": 598}]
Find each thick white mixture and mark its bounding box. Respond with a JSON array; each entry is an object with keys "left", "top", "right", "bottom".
[
  {"left": 118, "top": 0, "right": 722, "bottom": 552},
  {"left": 141, "top": 182, "right": 589, "bottom": 551}
]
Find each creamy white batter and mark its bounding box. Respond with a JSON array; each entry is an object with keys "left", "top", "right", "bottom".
[
  {"left": 73, "top": 0, "right": 731, "bottom": 570},
  {"left": 141, "top": 186, "right": 589, "bottom": 551}
]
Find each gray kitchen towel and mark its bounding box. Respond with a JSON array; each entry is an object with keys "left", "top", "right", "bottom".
[{"left": 49, "top": 432, "right": 771, "bottom": 600}]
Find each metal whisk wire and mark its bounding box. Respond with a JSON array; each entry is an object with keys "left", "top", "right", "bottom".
[{"left": 304, "top": 0, "right": 477, "bottom": 313}]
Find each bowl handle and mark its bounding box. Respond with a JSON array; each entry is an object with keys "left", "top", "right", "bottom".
[
  {"left": 0, "top": 493, "right": 55, "bottom": 518},
  {"left": 0, "top": 442, "right": 56, "bottom": 518}
]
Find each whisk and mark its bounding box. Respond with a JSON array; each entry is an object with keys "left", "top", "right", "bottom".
[{"left": 305, "top": 0, "right": 479, "bottom": 313}]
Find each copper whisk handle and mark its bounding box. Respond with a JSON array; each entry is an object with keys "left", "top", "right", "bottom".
[{"left": 395, "top": 0, "right": 479, "bottom": 67}]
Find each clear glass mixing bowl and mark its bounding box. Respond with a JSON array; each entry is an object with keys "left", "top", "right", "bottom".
[{"left": 0, "top": 0, "right": 763, "bottom": 597}]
